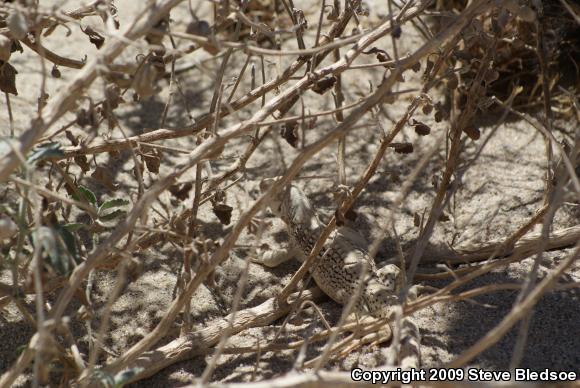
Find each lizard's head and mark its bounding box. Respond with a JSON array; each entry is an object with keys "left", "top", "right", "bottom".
[{"left": 259, "top": 178, "right": 315, "bottom": 224}]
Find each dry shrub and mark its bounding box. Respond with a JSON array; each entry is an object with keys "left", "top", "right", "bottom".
[{"left": 0, "top": 0, "right": 578, "bottom": 386}]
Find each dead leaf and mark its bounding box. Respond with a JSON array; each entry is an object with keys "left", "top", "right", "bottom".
[
  {"left": 391, "top": 142, "right": 414, "bottom": 154},
  {"left": 82, "top": 25, "right": 105, "bottom": 49},
  {"left": 75, "top": 156, "right": 91, "bottom": 173},
  {"left": 281, "top": 121, "right": 299, "bottom": 148},
  {"left": 133, "top": 55, "right": 165, "bottom": 98},
  {"left": 411, "top": 119, "right": 431, "bottom": 136},
  {"left": 413, "top": 213, "right": 421, "bottom": 227},
  {"left": 312, "top": 75, "right": 336, "bottom": 94},
  {"left": 168, "top": 182, "right": 193, "bottom": 201},
  {"left": 186, "top": 20, "right": 211, "bottom": 37},
  {"left": 0, "top": 61, "right": 18, "bottom": 95},
  {"left": 142, "top": 153, "right": 160, "bottom": 174},
  {"left": 212, "top": 203, "right": 233, "bottom": 225},
  {"left": 91, "top": 166, "right": 118, "bottom": 191}
]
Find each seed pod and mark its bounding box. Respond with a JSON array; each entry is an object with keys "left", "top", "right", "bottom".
[
  {"left": 391, "top": 25, "right": 402, "bottom": 39},
  {"left": 312, "top": 75, "right": 336, "bottom": 94},
  {"left": 391, "top": 142, "right": 413, "bottom": 154},
  {"left": 411, "top": 119, "right": 431, "bottom": 136},
  {"left": 51, "top": 65, "right": 61, "bottom": 78}
]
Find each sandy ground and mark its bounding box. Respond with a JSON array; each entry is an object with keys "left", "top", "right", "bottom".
[{"left": 1, "top": 1, "right": 579, "bottom": 387}]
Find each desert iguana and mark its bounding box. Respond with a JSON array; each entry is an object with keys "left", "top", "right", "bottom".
[{"left": 255, "top": 179, "right": 421, "bottom": 368}]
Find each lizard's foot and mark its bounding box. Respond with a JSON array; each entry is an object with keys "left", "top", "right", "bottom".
[{"left": 252, "top": 246, "right": 294, "bottom": 268}]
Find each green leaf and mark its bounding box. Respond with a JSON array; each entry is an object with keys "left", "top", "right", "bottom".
[
  {"left": 27, "top": 142, "right": 63, "bottom": 163},
  {"left": 99, "top": 209, "right": 127, "bottom": 222},
  {"left": 72, "top": 185, "right": 97, "bottom": 206},
  {"left": 33, "top": 225, "right": 79, "bottom": 276},
  {"left": 35, "top": 226, "right": 71, "bottom": 275},
  {"left": 98, "top": 199, "right": 130, "bottom": 215},
  {"left": 56, "top": 224, "right": 80, "bottom": 265}
]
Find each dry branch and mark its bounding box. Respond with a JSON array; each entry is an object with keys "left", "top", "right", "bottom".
[
  {"left": 89, "top": 288, "right": 323, "bottom": 384},
  {"left": 0, "top": 0, "right": 186, "bottom": 183},
  {"left": 423, "top": 225, "right": 580, "bottom": 264}
]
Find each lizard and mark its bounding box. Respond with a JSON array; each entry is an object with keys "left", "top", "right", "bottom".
[{"left": 254, "top": 178, "right": 421, "bottom": 368}]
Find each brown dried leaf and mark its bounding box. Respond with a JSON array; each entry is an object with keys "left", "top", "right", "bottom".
[
  {"left": 0, "top": 61, "right": 18, "bottom": 95},
  {"left": 133, "top": 55, "right": 165, "bottom": 98},
  {"left": 213, "top": 189, "right": 226, "bottom": 203},
  {"left": 51, "top": 65, "right": 61, "bottom": 78},
  {"left": 312, "top": 75, "right": 336, "bottom": 95},
  {"left": 413, "top": 213, "right": 421, "bottom": 227},
  {"left": 422, "top": 101, "right": 433, "bottom": 115},
  {"left": 91, "top": 166, "right": 118, "bottom": 191},
  {"left": 281, "top": 121, "right": 299, "bottom": 148},
  {"left": 76, "top": 108, "right": 97, "bottom": 128},
  {"left": 186, "top": 20, "right": 211, "bottom": 37},
  {"left": 142, "top": 153, "right": 160, "bottom": 174},
  {"left": 212, "top": 203, "right": 233, "bottom": 225},
  {"left": 391, "top": 142, "right": 414, "bottom": 154},
  {"left": 74, "top": 156, "right": 91, "bottom": 173},
  {"left": 411, "top": 119, "right": 431, "bottom": 136},
  {"left": 411, "top": 61, "right": 421, "bottom": 72},
  {"left": 434, "top": 109, "right": 443, "bottom": 123},
  {"left": 65, "top": 130, "right": 79, "bottom": 146},
  {"left": 104, "top": 83, "right": 124, "bottom": 110},
  {"left": 168, "top": 182, "right": 193, "bottom": 201},
  {"left": 82, "top": 25, "right": 105, "bottom": 49}
]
